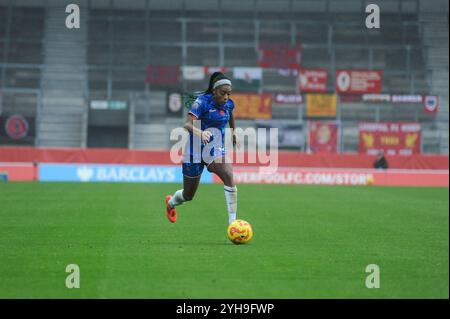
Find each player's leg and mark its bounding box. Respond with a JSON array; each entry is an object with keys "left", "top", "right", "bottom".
[
  {"left": 207, "top": 158, "right": 237, "bottom": 225},
  {"left": 169, "top": 175, "right": 201, "bottom": 207},
  {"left": 166, "top": 162, "right": 203, "bottom": 223}
]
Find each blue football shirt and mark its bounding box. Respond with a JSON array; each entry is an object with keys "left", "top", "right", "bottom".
[{"left": 184, "top": 93, "right": 235, "bottom": 163}]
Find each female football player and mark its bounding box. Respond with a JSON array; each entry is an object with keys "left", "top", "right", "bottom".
[{"left": 165, "top": 72, "right": 239, "bottom": 225}]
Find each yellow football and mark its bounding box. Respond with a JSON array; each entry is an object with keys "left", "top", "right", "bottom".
[{"left": 227, "top": 219, "right": 253, "bottom": 244}]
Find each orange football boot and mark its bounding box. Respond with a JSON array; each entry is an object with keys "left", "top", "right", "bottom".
[{"left": 166, "top": 195, "right": 177, "bottom": 223}]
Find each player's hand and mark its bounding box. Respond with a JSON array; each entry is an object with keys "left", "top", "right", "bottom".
[
  {"left": 201, "top": 130, "right": 212, "bottom": 144},
  {"left": 233, "top": 133, "right": 241, "bottom": 149}
]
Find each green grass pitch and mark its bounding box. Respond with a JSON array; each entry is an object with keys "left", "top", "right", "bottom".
[{"left": 0, "top": 182, "right": 448, "bottom": 298}]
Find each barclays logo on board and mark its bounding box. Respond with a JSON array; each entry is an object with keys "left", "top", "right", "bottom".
[
  {"left": 39, "top": 163, "right": 196, "bottom": 183},
  {"left": 77, "top": 166, "right": 94, "bottom": 182},
  {"left": 76, "top": 165, "right": 177, "bottom": 183},
  {"left": 97, "top": 166, "right": 176, "bottom": 182}
]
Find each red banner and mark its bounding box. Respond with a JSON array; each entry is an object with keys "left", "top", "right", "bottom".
[
  {"left": 299, "top": 69, "right": 328, "bottom": 93},
  {"left": 214, "top": 167, "right": 448, "bottom": 187},
  {"left": 0, "top": 163, "right": 36, "bottom": 181},
  {"left": 258, "top": 44, "right": 302, "bottom": 69},
  {"left": 145, "top": 66, "right": 179, "bottom": 84},
  {"left": 1, "top": 147, "right": 448, "bottom": 170},
  {"left": 359, "top": 122, "right": 421, "bottom": 155},
  {"left": 336, "top": 70, "right": 382, "bottom": 94},
  {"left": 308, "top": 121, "right": 339, "bottom": 153}
]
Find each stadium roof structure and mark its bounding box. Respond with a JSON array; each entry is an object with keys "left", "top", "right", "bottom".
[{"left": 0, "top": 0, "right": 448, "bottom": 14}]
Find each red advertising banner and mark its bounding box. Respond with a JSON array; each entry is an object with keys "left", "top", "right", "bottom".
[
  {"left": 232, "top": 93, "right": 272, "bottom": 119},
  {"left": 0, "top": 163, "right": 36, "bottom": 181},
  {"left": 308, "top": 121, "right": 339, "bottom": 153},
  {"left": 1, "top": 147, "right": 447, "bottom": 170},
  {"left": 213, "top": 167, "right": 448, "bottom": 187},
  {"left": 299, "top": 69, "right": 328, "bottom": 93},
  {"left": 359, "top": 122, "right": 421, "bottom": 155},
  {"left": 336, "top": 70, "right": 382, "bottom": 94},
  {"left": 258, "top": 44, "right": 302, "bottom": 69}
]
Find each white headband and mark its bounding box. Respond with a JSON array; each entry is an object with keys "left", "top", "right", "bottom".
[{"left": 213, "top": 79, "right": 232, "bottom": 89}]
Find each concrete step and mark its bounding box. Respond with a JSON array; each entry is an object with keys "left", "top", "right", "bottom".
[
  {"left": 38, "top": 122, "right": 83, "bottom": 132},
  {"left": 41, "top": 79, "right": 86, "bottom": 90},
  {"left": 432, "top": 89, "right": 450, "bottom": 96},
  {"left": 423, "top": 32, "right": 449, "bottom": 39},
  {"left": 44, "top": 32, "right": 87, "bottom": 42},
  {"left": 423, "top": 26, "right": 448, "bottom": 33},
  {"left": 428, "top": 46, "right": 449, "bottom": 52},
  {"left": 44, "top": 43, "right": 88, "bottom": 52},
  {"left": 424, "top": 40, "right": 448, "bottom": 47},
  {"left": 42, "top": 88, "right": 86, "bottom": 98},
  {"left": 134, "top": 125, "right": 167, "bottom": 134},
  {"left": 38, "top": 122, "right": 83, "bottom": 133},
  {"left": 429, "top": 66, "right": 449, "bottom": 72},
  {"left": 42, "top": 96, "right": 86, "bottom": 106},
  {"left": 44, "top": 64, "right": 88, "bottom": 73},
  {"left": 44, "top": 55, "right": 86, "bottom": 64},
  {"left": 41, "top": 71, "right": 87, "bottom": 81},
  {"left": 436, "top": 114, "right": 449, "bottom": 121},
  {"left": 420, "top": 14, "right": 448, "bottom": 22},
  {"left": 432, "top": 80, "right": 448, "bottom": 89},
  {"left": 44, "top": 33, "right": 87, "bottom": 42},
  {"left": 42, "top": 85, "right": 86, "bottom": 93},
  {"left": 44, "top": 49, "right": 86, "bottom": 59},
  {"left": 427, "top": 54, "right": 449, "bottom": 60},
  {"left": 45, "top": 21, "right": 80, "bottom": 29},
  {"left": 428, "top": 65, "right": 449, "bottom": 71},
  {"left": 424, "top": 42, "right": 449, "bottom": 49},
  {"left": 428, "top": 55, "right": 449, "bottom": 62},
  {"left": 427, "top": 51, "right": 449, "bottom": 57},
  {"left": 423, "top": 34, "right": 449, "bottom": 40},
  {"left": 427, "top": 58, "right": 449, "bottom": 65},
  {"left": 432, "top": 81, "right": 450, "bottom": 87},
  {"left": 432, "top": 77, "right": 450, "bottom": 85},
  {"left": 420, "top": 15, "right": 448, "bottom": 20},
  {"left": 432, "top": 76, "right": 450, "bottom": 83},
  {"left": 44, "top": 39, "right": 87, "bottom": 48},
  {"left": 45, "top": 24, "right": 88, "bottom": 33},
  {"left": 44, "top": 46, "right": 87, "bottom": 58},
  {"left": 437, "top": 109, "right": 449, "bottom": 117},
  {"left": 37, "top": 3, "right": 88, "bottom": 149},
  {"left": 431, "top": 69, "right": 450, "bottom": 78},
  {"left": 38, "top": 122, "right": 82, "bottom": 132},
  {"left": 41, "top": 105, "right": 86, "bottom": 115},
  {"left": 424, "top": 35, "right": 449, "bottom": 41},
  {"left": 38, "top": 139, "right": 82, "bottom": 148}
]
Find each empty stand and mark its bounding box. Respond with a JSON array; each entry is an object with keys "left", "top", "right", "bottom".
[{"left": 0, "top": 0, "right": 447, "bottom": 154}]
